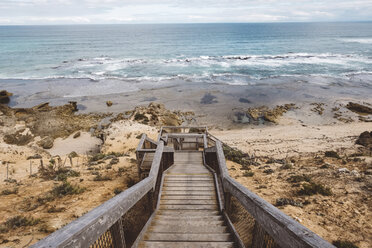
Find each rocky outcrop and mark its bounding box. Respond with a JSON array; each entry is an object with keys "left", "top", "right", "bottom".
[
  {"left": 37, "top": 136, "right": 54, "bottom": 149},
  {"left": 0, "top": 90, "right": 13, "bottom": 104},
  {"left": 129, "top": 102, "right": 194, "bottom": 126},
  {"left": 356, "top": 131, "right": 372, "bottom": 148},
  {"left": 246, "top": 103, "right": 297, "bottom": 124},
  {"left": 346, "top": 102, "right": 372, "bottom": 115}
]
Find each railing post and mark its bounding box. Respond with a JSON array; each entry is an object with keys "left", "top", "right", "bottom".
[
  {"left": 110, "top": 218, "right": 126, "bottom": 248},
  {"left": 147, "top": 190, "right": 154, "bottom": 214},
  {"left": 225, "top": 191, "right": 231, "bottom": 213}
]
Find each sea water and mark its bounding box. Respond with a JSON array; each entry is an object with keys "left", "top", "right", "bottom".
[{"left": 0, "top": 22, "right": 372, "bottom": 100}]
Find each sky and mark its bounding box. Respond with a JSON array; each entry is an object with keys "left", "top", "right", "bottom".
[{"left": 0, "top": 0, "right": 371, "bottom": 25}]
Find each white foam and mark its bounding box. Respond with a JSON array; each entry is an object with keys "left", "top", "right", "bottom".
[{"left": 340, "top": 38, "right": 372, "bottom": 44}]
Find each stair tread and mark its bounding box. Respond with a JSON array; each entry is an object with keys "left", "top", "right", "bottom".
[
  {"left": 144, "top": 233, "right": 231, "bottom": 242},
  {"left": 139, "top": 241, "right": 234, "bottom": 248}
]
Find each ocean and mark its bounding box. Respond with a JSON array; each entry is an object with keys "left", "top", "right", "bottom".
[{"left": 0, "top": 22, "right": 372, "bottom": 104}]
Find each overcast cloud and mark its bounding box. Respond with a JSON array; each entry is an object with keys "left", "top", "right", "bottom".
[{"left": 0, "top": 0, "right": 371, "bottom": 25}]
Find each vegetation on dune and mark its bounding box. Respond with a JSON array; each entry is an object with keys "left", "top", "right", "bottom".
[
  {"left": 0, "top": 216, "right": 40, "bottom": 233},
  {"left": 333, "top": 240, "right": 359, "bottom": 248},
  {"left": 298, "top": 182, "right": 332, "bottom": 196}
]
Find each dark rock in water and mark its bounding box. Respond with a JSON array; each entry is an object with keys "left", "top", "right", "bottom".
[
  {"left": 200, "top": 93, "right": 217, "bottom": 104},
  {"left": 106, "top": 101, "right": 113, "bottom": 107},
  {"left": 356, "top": 131, "right": 372, "bottom": 147},
  {"left": 346, "top": 102, "right": 372, "bottom": 115},
  {"left": 37, "top": 136, "right": 54, "bottom": 149},
  {"left": 4, "top": 130, "right": 33, "bottom": 146},
  {"left": 68, "top": 101, "right": 78, "bottom": 112},
  {"left": 77, "top": 104, "right": 87, "bottom": 111},
  {"left": 0, "top": 90, "right": 13, "bottom": 104},
  {"left": 239, "top": 98, "right": 251, "bottom": 103}
]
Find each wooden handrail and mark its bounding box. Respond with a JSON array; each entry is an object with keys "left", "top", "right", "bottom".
[
  {"left": 31, "top": 141, "right": 165, "bottom": 248},
  {"left": 213, "top": 141, "right": 335, "bottom": 248}
]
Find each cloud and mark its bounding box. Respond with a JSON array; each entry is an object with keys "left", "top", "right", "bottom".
[{"left": 0, "top": 0, "right": 371, "bottom": 24}]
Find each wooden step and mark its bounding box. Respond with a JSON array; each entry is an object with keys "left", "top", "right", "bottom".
[
  {"left": 161, "top": 195, "right": 216, "bottom": 200},
  {"left": 161, "top": 199, "right": 216, "bottom": 205},
  {"left": 139, "top": 241, "right": 234, "bottom": 248},
  {"left": 144, "top": 233, "right": 231, "bottom": 242},
  {"left": 163, "top": 187, "right": 215, "bottom": 191},
  {"left": 154, "top": 215, "right": 223, "bottom": 221},
  {"left": 152, "top": 219, "right": 225, "bottom": 226},
  {"left": 162, "top": 191, "right": 216, "bottom": 196},
  {"left": 159, "top": 204, "right": 218, "bottom": 210},
  {"left": 148, "top": 225, "right": 228, "bottom": 233},
  {"left": 156, "top": 210, "right": 220, "bottom": 216}
]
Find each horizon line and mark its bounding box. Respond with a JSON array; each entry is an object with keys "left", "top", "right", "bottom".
[{"left": 0, "top": 20, "right": 372, "bottom": 26}]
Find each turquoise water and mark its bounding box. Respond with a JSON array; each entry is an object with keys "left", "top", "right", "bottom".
[{"left": 0, "top": 23, "right": 372, "bottom": 98}]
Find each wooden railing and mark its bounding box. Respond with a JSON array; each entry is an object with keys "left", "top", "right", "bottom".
[
  {"left": 31, "top": 126, "right": 335, "bottom": 248},
  {"left": 204, "top": 137, "right": 335, "bottom": 248},
  {"left": 31, "top": 140, "right": 173, "bottom": 248}
]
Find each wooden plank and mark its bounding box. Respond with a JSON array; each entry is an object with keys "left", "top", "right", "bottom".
[
  {"left": 31, "top": 141, "right": 166, "bottom": 248},
  {"left": 222, "top": 170, "right": 335, "bottom": 248},
  {"left": 139, "top": 241, "right": 234, "bottom": 248},
  {"left": 144, "top": 233, "right": 231, "bottom": 242},
  {"left": 110, "top": 218, "right": 126, "bottom": 248}
]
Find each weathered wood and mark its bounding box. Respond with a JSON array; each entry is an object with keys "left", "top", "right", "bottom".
[
  {"left": 137, "top": 134, "right": 147, "bottom": 151},
  {"left": 32, "top": 141, "right": 166, "bottom": 248},
  {"left": 110, "top": 218, "right": 126, "bottom": 248},
  {"left": 212, "top": 140, "right": 335, "bottom": 248},
  {"left": 221, "top": 167, "right": 335, "bottom": 248}
]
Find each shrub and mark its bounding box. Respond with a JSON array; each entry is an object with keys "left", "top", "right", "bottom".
[
  {"left": 287, "top": 175, "right": 311, "bottom": 183},
  {"left": 51, "top": 180, "right": 85, "bottom": 197},
  {"left": 333, "top": 240, "right": 359, "bottom": 248},
  {"left": 1, "top": 188, "right": 18, "bottom": 195},
  {"left": 47, "top": 206, "right": 66, "bottom": 213},
  {"left": 280, "top": 163, "right": 293, "bottom": 170},
  {"left": 325, "top": 151, "right": 341, "bottom": 159},
  {"left": 114, "top": 188, "right": 122, "bottom": 195},
  {"left": 3, "top": 216, "right": 40, "bottom": 230},
  {"left": 298, "top": 182, "right": 332, "bottom": 196},
  {"left": 93, "top": 174, "right": 112, "bottom": 181},
  {"left": 243, "top": 171, "right": 254, "bottom": 177},
  {"left": 126, "top": 177, "right": 137, "bottom": 187}
]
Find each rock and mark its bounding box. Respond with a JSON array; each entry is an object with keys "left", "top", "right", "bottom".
[
  {"left": 200, "top": 93, "right": 217, "bottom": 104},
  {"left": 106, "top": 101, "right": 113, "bottom": 107},
  {"left": 246, "top": 103, "right": 297, "bottom": 124},
  {"left": 0, "top": 90, "right": 13, "bottom": 104},
  {"left": 73, "top": 131, "right": 81, "bottom": 139},
  {"left": 3, "top": 130, "right": 33, "bottom": 146},
  {"left": 356, "top": 131, "right": 372, "bottom": 148},
  {"left": 346, "top": 102, "right": 372, "bottom": 115},
  {"left": 37, "top": 136, "right": 54, "bottom": 149},
  {"left": 239, "top": 98, "right": 251, "bottom": 103},
  {"left": 350, "top": 170, "right": 360, "bottom": 177},
  {"left": 337, "top": 168, "right": 350, "bottom": 173}
]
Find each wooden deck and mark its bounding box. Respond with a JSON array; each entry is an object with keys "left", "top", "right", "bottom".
[{"left": 139, "top": 151, "right": 234, "bottom": 248}]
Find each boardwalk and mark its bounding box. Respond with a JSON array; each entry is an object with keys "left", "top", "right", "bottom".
[{"left": 139, "top": 151, "right": 234, "bottom": 247}]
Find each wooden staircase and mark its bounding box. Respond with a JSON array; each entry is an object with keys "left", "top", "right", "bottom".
[{"left": 139, "top": 151, "right": 234, "bottom": 248}]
